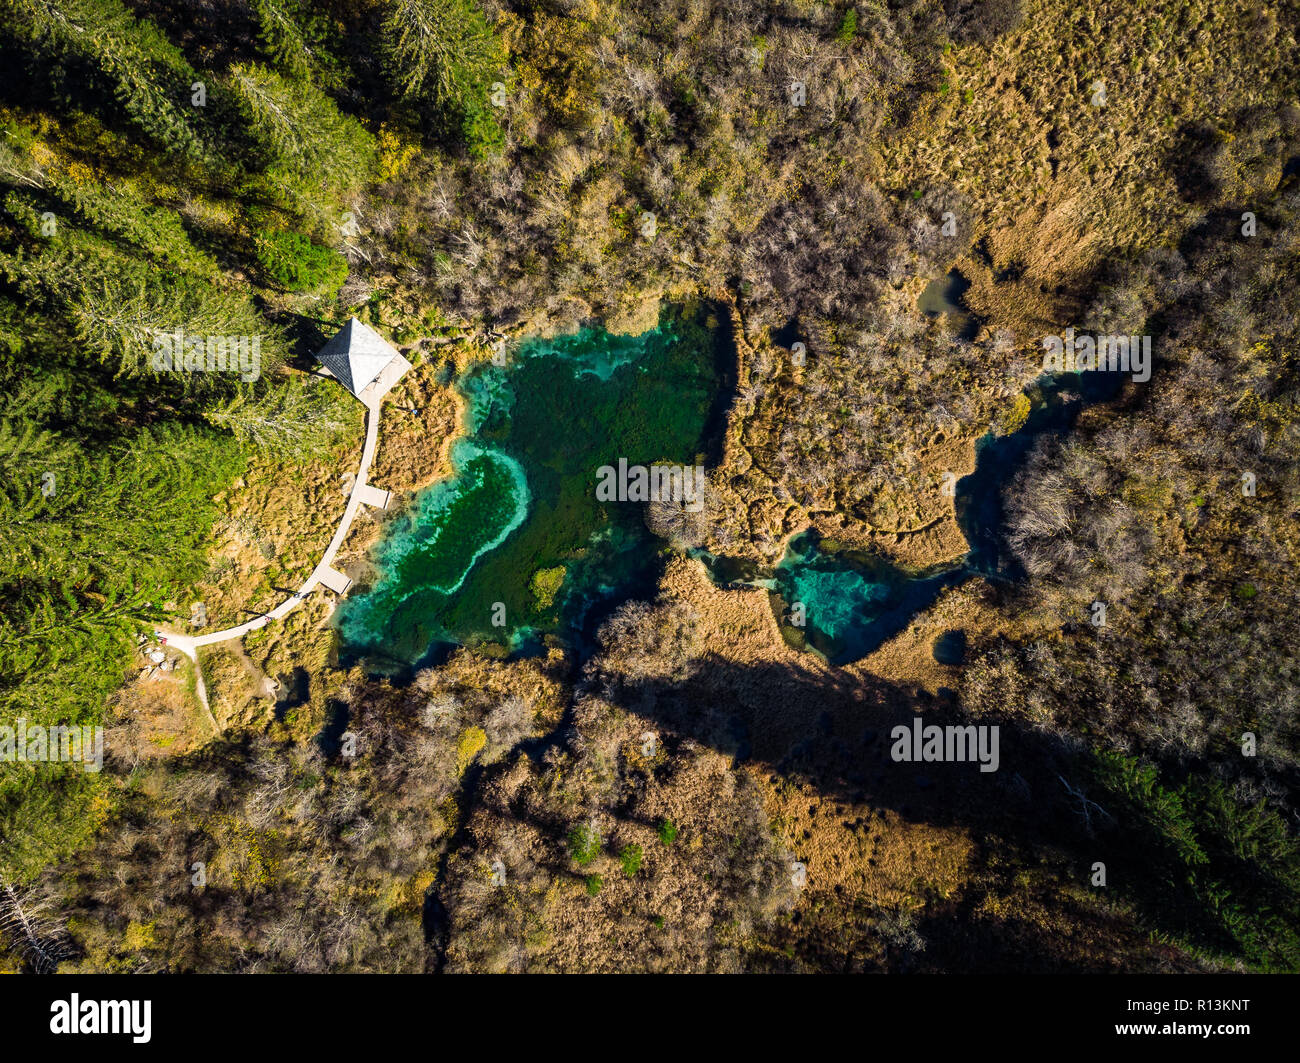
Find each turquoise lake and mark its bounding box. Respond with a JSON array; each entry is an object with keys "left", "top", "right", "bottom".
[
  {"left": 338, "top": 304, "right": 1128, "bottom": 671},
  {"left": 337, "top": 304, "right": 730, "bottom": 670}
]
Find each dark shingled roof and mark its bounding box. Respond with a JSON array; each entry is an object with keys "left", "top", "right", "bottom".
[{"left": 313, "top": 318, "right": 401, "bottom": 397}]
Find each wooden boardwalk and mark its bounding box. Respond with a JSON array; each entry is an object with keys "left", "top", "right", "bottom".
[{"left": 161, "top": 395, "right": 389, "bottom": 670}]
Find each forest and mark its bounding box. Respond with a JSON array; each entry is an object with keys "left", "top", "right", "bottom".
[{"left": 1, "top": 0, "right": 1298, "bottom": 974}]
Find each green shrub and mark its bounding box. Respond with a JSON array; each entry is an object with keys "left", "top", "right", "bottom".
[
  {"left": 584, "top": 874, "right": 603, "bottom": 896},
  {"left": 255, "top": 229, "right": 348, "bottom": 294},
  {"left": 568, "top": 824, "right": 601, "bottom": 866},
  {"left": 529, "top": 565, "right": 566, "bottom": 609},
  {"left": 461, "top": 98, "right": 505, "bottom": 160},
  {"left": 836, "top": 9, "right": 858, "bottom": 43},
  {"left": 658, "top": 818, "right": 678, "bottom": 845},
  {"left": 620, "top": 843, "right": 643, "bottom": 877}
]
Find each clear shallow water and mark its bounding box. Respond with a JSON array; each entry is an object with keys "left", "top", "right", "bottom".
[
  {"left": 339, "top": 299, "right": 1128, "bottom": 671},
  {"left": 956, "top": 369, "right": 1127, "bottom": 576},
  {"left": 751, "top": 368, "right": 1129, "bottom": 664},
  {"left": 768, "top": 533, "right": 964, "bottom": 665},
  {"left": 335, "top": 441, "right": 531, "bottom": 645},
  {"left": 918, "top": 269, "right": 980, "bottom": 342},
  {"left": 337, "top": 305, "right": 725, "bottom": 671}
]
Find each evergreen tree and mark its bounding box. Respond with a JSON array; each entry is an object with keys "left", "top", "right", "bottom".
[
  {"left": 7, "top": 0, "right": 210, "bottom": 159},
  {"left": 380, "top": 0, "right": 506, "bottom": 153},
  {"left": 227, "top": 62, "right": 375, "bottom": 209},
  {"left": 206, "top": 376, "right": 353, "bottom": 457},
  {"left": 251, "top": 0, "right": 343, "bottom": 88}
]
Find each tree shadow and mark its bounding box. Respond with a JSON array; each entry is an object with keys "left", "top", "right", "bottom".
[{"left": 607, "top": 654, "right": 1083, "bottom": 843}]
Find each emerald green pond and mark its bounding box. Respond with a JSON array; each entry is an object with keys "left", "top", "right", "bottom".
[
  {"left": 337, "top": 305, "right": 726, "bottom": 669},
  {"left": 339, "top": 299, "right": 1129, "bottom": 672},
  {"left": 696, "top": 368, "right": 1130, "bottom": 665}
]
